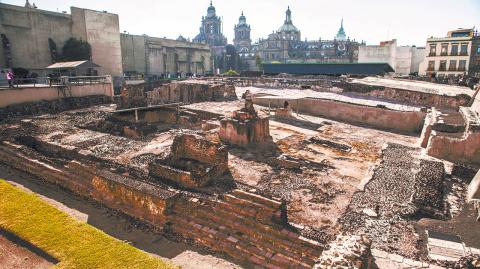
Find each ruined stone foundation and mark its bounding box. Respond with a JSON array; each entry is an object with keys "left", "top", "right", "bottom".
[
  {"left": 149, "top": 134, "right": 228, "bottom": 189},
  {"left": 219, "top": 95, "right": 271, "bottom": 147}
]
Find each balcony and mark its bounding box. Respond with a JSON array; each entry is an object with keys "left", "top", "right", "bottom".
[
  {"left": 448, "top": 67, "right": 457, "bottom": 71},
  {"left": 451, "top": 52, "right": 458, "bottom": 56},
  {"left": 458, "top": 67, "right": 466, "bottom": 71},
  {"left": 428, "top": 53, "right": 437, "bottom": 57},
  {"left": 427, "top": 67, "right": 435, "bottom": 71},
  {"left": 439, "top": 67, "right": 447, "bottom": 71},
  {"left": 459, "top": 52, "right": 468, "bottom": 56},
  {"left": 440, "top": 52, "right": 448, "bottom": 56}
]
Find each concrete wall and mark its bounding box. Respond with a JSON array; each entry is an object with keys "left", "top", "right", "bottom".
[
  {"left": 71, "top": 7, "right": 123, "bottom": 77},
  {"left": 253, "top": 96, "right": 426, "bottom": 134},
  {"left": 0, "top": 3, "right": 72, "bottom": 73},
  {"left": 121, "top": 34, "right": 212, "bottom": 77},
  {"left": 0, "top": 82, "right": 113, "bottom": 108},
  {"left": 358, "top": 42, "right": 396, "bottom": 69}
]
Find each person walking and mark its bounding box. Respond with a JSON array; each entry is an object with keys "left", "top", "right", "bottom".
[{"left": 6, "top": 70, "right": 14, "bottom": 88}]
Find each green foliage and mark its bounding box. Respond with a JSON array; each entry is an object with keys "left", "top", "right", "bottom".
[
  {"left": 255, "top": 55, "right": 262, "bottom": 70},
  {"left": 224, "top": 69, "right": 239, "bottom": 76},
  {"left": 0, "top": 179, "right": 177, "bottom": 269},
  {"left": 61, "top": 38, "right": 92, "bottom": 61}
]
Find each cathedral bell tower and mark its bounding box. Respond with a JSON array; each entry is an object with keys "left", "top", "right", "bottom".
[{"left": 234, "top": 11, "right": 251, "bottom": 49}]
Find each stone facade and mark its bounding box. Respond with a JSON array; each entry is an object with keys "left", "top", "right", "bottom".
[
  {"left": 0, "top": 3, "right": 122, "bottom": 76},
  {"left": 236, "top": 8, "right": 362, "bottom": 71},
  {"left": 121, "top": 34, "right": 212, "bottom": 78}
]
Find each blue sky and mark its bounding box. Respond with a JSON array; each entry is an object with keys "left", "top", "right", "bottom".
[{"left": 4, "top": 0, "right": 480, "bottom": 46}]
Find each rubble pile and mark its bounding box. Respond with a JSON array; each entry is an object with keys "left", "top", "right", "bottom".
[{"left": 314, "top": 234, "right": 372, "bottom": 269}]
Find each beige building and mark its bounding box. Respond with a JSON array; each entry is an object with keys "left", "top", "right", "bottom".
[
  {"left": 0, "top": 3, "right": 123, "bottom": 77},
  {"left": 358, "top": 39, "right": 425, "bottom": 75},
  {"left": 121, "top": 34, "right": 212, "bottom": 78},
  {"left": 418, "top": 28, "right": 479, "bottom": 77}
]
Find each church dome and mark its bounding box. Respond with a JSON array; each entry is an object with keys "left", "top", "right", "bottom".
[
  {"left": 207, "top": 1, "right": 216, "bottom": 17},
  {"left": 278, "top": 23, "right": 299, "bottom": 33},
  {"left": 278, "top": 6, "right": 299, "bottom": 33},
  {"left": 238, "top": 11, "right": 247, "bottom": 26}
]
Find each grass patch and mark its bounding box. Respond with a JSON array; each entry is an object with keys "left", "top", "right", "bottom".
[{"left": 0, "top": 179, "right": 177, "bottom": 269}]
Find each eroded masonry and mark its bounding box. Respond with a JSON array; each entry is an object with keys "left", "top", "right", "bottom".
[{"left": 1, "top": 77, "right": 479, "bottom": 268}]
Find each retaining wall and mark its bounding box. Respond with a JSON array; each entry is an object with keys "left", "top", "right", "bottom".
[
  {"left": 0, "top": 83, "right": 114, "bottom": 108},
  {"left": 0, "top": 139, "right": 325, "bottom": 268},
  {"left": 253, "top": 96, "right": 426, "bottom": 134}
]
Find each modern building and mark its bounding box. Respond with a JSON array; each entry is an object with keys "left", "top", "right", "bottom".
[
  {"left": 418, "top": 28, "right": 480, "bottom": 78},
  {"left": 234, "top": 7, "right": 362, "bottom": 71},
  {"left": 0, "top": 2, "right": 123, "bottom": 77},
  {"left": 358, "top": 39, "right": 425, "bottom": 75},
  {"left": 121, "top": 34, "right": 212, "bottom": 78}
]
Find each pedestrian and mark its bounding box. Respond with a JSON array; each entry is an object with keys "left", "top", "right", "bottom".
[{"left": 6, "top": 70, "right": 14, "bottom": 88}]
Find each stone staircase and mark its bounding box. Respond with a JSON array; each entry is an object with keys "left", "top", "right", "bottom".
[{"left": 167, "top": 189, "right": 323, "bottom": 268}]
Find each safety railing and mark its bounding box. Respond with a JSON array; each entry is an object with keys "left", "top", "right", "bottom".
[{"left": 0, "top": 75, "right": 111, "bottom": 88}]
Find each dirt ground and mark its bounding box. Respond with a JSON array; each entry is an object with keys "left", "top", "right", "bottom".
[
  {"left": 185, "top": 99, "right": 418, "bottom": 238},
  {"left": 0, "top": 164, "right": 243, "bottom": 269},
  {"left": 0, "top": 233, "right": 55, "bottom": 269}
]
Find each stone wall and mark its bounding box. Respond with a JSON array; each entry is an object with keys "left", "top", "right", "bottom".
[
  {"left": 0, "top": 3, "right": 72, "bottom": 72},
  {"left": 121, "top": 34, "right": 212, "bottom": 77},
  {"left": 71, "top": 7, "right": 123, "bottom": 77},
  {"left": 0, "top": 95, "right": 110, "bottom": 121},
  {"left": 253, "top": 96, "right": 426, "bottom": 134},
  {"left": 333, "top": 81, "right": 471, "bottom": 110},
  {"left": 0, "top": 141, "right": 176, "bottom": 227},
  {"left": 119, "top": 80, "right": 237, "bottom": 109},
  {"left": 0, "top": 3, "right": 123, "bottom": 76},
  {"left": 425, "top": 107, "right": 480, "bottom": 165},
  {"left": 149, "top": 134, "right": 228, "bottom": 189},
  {"left": 0, "top": 138, "right": 325, "bottom": 268}
]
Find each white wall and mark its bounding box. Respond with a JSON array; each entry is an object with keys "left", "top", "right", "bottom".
[{"left": 359, "top": 40, "right": 425, "bottom": 75}]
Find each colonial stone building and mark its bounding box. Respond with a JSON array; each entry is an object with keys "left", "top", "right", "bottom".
[
  {"left": 121, "top": 34, "right": 212, "bottom": 78},
  {"left": 193, "top": 2, "right": 236, "bottom": 73},
  {"left": 0, "top": 2, "right": 123, "bottom": 77},
  {"left": 234, "top": 7, "right": 362, "bottom": 71},
  {"left": 418, "top": 28, "right": 480, "bottom": 78}
]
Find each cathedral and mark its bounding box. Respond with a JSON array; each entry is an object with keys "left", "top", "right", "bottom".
[{"left": 193, "top": 3, "right": 362, "bottom": 72}]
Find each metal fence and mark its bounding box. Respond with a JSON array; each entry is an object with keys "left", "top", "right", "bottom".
[{"left": 0, "top": 75, "right": 111, "bottom": 88}]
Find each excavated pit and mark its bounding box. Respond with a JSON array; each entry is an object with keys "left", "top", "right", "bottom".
[{"left": 1, "top": 77, "right": 477, "bottom": 268}]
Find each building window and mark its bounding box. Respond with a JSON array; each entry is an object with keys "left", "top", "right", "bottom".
[
  {"left": 458, "top": 60, "right": 466, "bottom": 71},
  {"left": 460, "top": 43, "right": 468, "bottom": 55},
  {"left": 451, "top": 44, "right": 459, "bottom": 55},
  {"left": 477, "top": 46, "right": 480, "bottom": 54},
  {"left": 441, "top": 43, "right": 448, "bottom": 56},
  {"left": 429, "top": 44, "right": 437, "bottom": 56},
  {"left": 449, "top": 60, "right": 457, "bottom": 71},
  {"left": 427, "top": 60, "right": 435, "bottom": 71},
  {"left": 439, "top": 60, "right": 447, "bottom": 71}
]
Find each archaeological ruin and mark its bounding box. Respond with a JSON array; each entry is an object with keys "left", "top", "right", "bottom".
[{"left": 0, "top": 75, "right": 479, "bottom": 268}]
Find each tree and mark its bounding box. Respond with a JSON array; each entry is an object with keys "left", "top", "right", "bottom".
[
  {"left": 61, "top": 38, "right": 91, "bottom": 61},
  {"left": 255, "top": 54, "right": 262, "bottom": 71}
]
